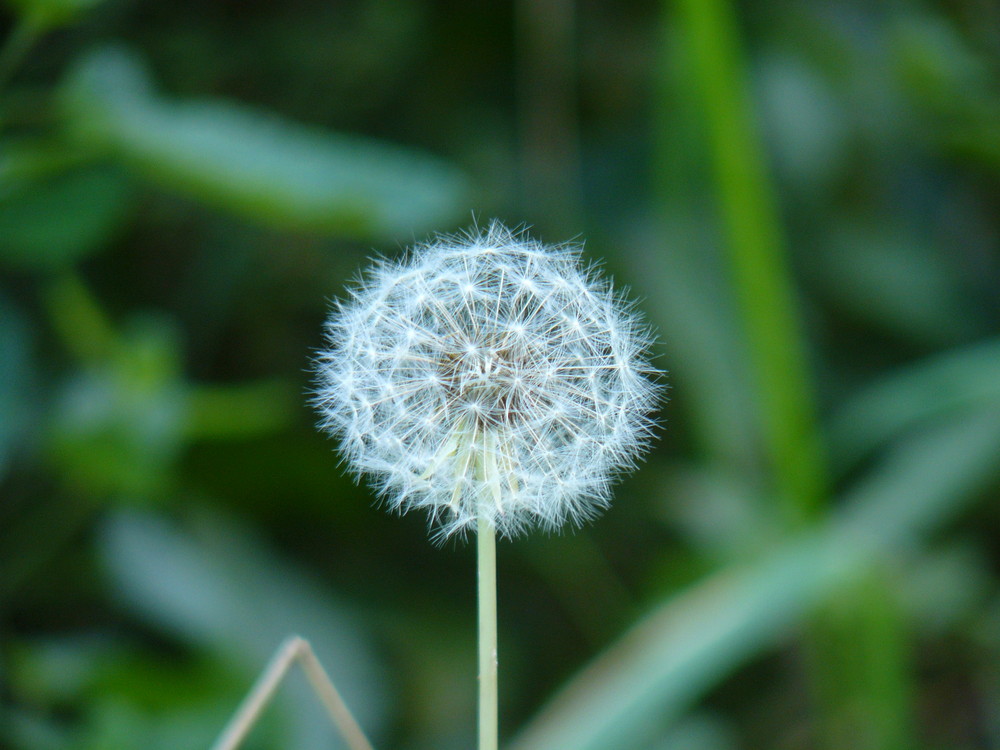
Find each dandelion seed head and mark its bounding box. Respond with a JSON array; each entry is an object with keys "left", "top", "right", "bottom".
[{"left": 314, "top": 221, "right": 662, "bottom": 539}]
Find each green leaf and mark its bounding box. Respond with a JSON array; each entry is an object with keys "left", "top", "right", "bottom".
[
  {"left": 60, "top": 46, "right": 470, "bottom": 239},
  {"left": 0, "top": 140, "right": 97, "bottom": 196},
  {"left": 3, "top": 0, "right": 103, "bottom": 28},
  {"left": 647, "top": 714, "right": 738, "bottom": 750},
  {"left": 48, "top": 314, "right": 187, "bottom": 499},
  {"left": 185, "top": 379, "right": 296, "bottom": 441},
  {"left": 1, "top": 707, "right": 71, "bottom": 750},
  {"left": 99, "top": 510, "right": 389, "bottom": 750},
  {"left": 672, "top": 0, "right": 828, "bottom": 522},
  {"left": 811, "top": 223, "right": 982, "bottom": 346},
  {"left": 509, "top": 411, "right": 1000, "bottom": 750},
  {"left": 0, "top": 294, "right": 33, "bottom": 480},
  {"left": 829, "top": 338, "right": 1000, "bottom": 471},
  {"left": 623, "top": 217, "right": 760, "bottom": 471},
  {"left": 897, "top": 542, "right": 990, "bottom": 635},
  {"left": 0, "top": 163, "right": 133, "bottom": 269},
  {"left": 756, "top": 54, "right": 848, "bottom": 195}
]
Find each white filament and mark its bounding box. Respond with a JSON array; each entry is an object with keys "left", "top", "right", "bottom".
[{"left": 314, "top": 222, "right": 661, "bottom": 539}]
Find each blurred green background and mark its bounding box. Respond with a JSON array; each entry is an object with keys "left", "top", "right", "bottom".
[{"left": 2, "top": 0, "right": 1000, "bottom": 748}]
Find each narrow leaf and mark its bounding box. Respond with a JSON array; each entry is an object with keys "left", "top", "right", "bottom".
[
  {"left": 829, "top": 338, "right": 1000, "bottom": 471},
  {"left": 60, "top": 46, "right": 469, "bottom": 238},
  {"left": 510, "top": 411, "right": 1000, "bottom": 750}
]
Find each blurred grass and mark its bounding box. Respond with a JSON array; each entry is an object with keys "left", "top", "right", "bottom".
[
  {"left": 664, "top": 0, "right": 917, "bottom": 748},
  {"left": 672, "top": 0, "right": 827, "bottom": 523},
  {"left": 511, "top": 410, "right": 1000, "bottom": 750}
]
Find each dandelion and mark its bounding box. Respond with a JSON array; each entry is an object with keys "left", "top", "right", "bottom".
[
  {"left": 313, "top": 221, "right": 661, "bottom": 750},
  {"left": 313, "top": 221, "right": 661, "bottom": 539}
]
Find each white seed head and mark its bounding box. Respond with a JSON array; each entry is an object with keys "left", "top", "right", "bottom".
[{"left": 314, "top": 222, "right": 662, "bottom": 539}]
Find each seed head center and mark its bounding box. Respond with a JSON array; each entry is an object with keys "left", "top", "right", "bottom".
[{"left": 442, "top": 342, "right": 531, "bottom": 427}]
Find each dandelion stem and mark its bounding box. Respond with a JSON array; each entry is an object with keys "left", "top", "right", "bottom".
[{"left": 477, "top": 514, "right": 499, "bottom": 750}]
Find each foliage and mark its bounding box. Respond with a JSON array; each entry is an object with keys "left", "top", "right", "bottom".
[{"left": 2, "top": 0, "right": 999, "bottom": 749}]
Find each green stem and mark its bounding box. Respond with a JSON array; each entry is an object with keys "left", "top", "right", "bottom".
[
  {"left": 477, "top": 515, "right": 498, "bottom": 750},
  {"left": 0, "top": 18, "right": 41, "bottom": 95},
  {"left": 667, "top": 1, "right": 914, "bottom": 747},
  {"left": 672, "top": 0, "right": 826, "bottom": 523}
]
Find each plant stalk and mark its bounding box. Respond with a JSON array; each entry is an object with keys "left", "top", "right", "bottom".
[
  {"left": 667, "top": 0, "right": 914, "bottom": 746},
  {"left": 210, "top": 636, "right": 374, "bottom": 750},
  {"left": 672, "top": 0, "right": 826, "bottom": 522},
  {"left": 477, "top": 514, "right": 499, "bottom": 750}
]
